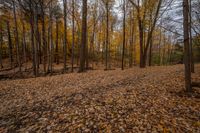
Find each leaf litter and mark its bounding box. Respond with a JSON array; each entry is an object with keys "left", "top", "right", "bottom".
[{"left": 0, "top": 64, "right": 200, "bottom": 132}]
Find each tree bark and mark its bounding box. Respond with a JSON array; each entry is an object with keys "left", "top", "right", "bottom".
[
  {"left": 105, "top": 1, "right": 109, "bottom": 70},
  {"left": 189, "top": 0, "right": 194, "bottom": 73},
  {"left": 71, "top": 0, "right": 75, "bottom": 72},
  {"left": 49, "top": 3, "right": 53, "bottom": 74},
  {"left": 129, "top": 9, "right": 134, "bottom": 68},
  {"left": 149, "top": 38, "right": 153, "bottom": 66},
  {"left": 29, "top": 0, "right": 37, "bottom": 76},
  {"left": 122, "top": 0, "right": 126, "bottom": 70},
  {"left": 41, "top": 1, "right": 47, "bottom": 73},
  {"left": 13, "top": 0, "right": 21, "bottom": 72},
  {"left": 183, "top": 0, "right": 192, "bottom": 92},
  {"left": 55, "top": 17, "right": 59, "bottom": 65},
  {"left": 34, "top": 3, "right": 39, "bottom": 75},
  {"left": 79, "top": 0, "right": 87, "bottom": 72},
  {"left": 21, "top": 18, "right": 27, "bottom": 68},
  {"left": 63, "top": 0, "right": 67, "bottom": 72},
  {"left": 6, "top": 21, "right": 13, "bottom": 69},
  {"left": 0, "top": 24, "right": 3, "bottom": 68}
]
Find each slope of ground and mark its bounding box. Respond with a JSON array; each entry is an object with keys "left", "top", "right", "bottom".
[{"left": 0, "top": 65, "right": 200, "bottom": 132}]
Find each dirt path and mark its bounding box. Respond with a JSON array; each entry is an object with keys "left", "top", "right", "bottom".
[{"left": 0, "top": 65, "right": 200, "bottom": 132}]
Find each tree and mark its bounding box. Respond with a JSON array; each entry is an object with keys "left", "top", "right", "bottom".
[
  {"left": 129, "top": 7, "right": 135, "bottom": 68},
  {"left": 13, "top": 0, "right": 21, "bottom": 72},
  {"left": 129, "top": 0, "right": 162, "bottom": 68},
  {"left": 79, "top": 0, "right": 87, "bottom": 72},
  {"left": 183, "top": 0, "right": 192, "bottom": 92},
  {"left": 121, "top": 0, "right": 126, "bottom": 70},
  {"left": 71, "top": 0, "right": 75, "bottom": 72},
  {"left": 39, "top": 0, "right": 47, "bottom": 73},
  {"left": 6, "top": 21, "right": 13, "bottom": 69},
  {"left": 63, "top": 0, "right": 67, "bottom": 72},
  {"left": 189, "top": 0, "right": 194, "bottom": 73},
  {"left": 0, "top": 23, "right": 3, "bottom": 68}
]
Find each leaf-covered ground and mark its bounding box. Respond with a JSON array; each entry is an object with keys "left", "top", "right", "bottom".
[{"left": 0, "top": 65, "right": 200, "bottom": 132}]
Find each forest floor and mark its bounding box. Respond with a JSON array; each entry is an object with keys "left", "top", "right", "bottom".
[{"left": 0, "top": 64, "right": 200, "bottom": 132}]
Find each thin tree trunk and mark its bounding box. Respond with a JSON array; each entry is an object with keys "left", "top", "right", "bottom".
[
  {"left": 71, "top": 0, "right": 75, "bottom": 72},
  {"left": 13, "top": 0, "right": 21, "bottom": 72},
  {"left": 189, "top": 0, "right": 194, "bottom": 73},
  {"left": 105, "top": 2, "right": 109, "bottom": 70},
  {"left": 21, "top": 18, "right": 27, "bottom": 69},
  {"left": 49, "top": 4, "right": 53, "bottom": 74},
  {"left": 149, "top": 38, "right": 153, "bottom": 66},
  {"left": 183, "top": 0, "right": 192, "bottom": 92},
  {"left": 122, "top": 0, "right": 126, "bottom": 70},
  {"left": 159, "top": 20, "right": 162, "bottom": 65},
  {"left": 37, "top": 27, "right": 42, "bottom": 65},
  {"left": 0, "top": 24, "right": 3, "bottom": 68},
  {"left": 162, "top": 31, "right": 166, "bottom": 65},
  {"left": 138, "top": 20, "right": 145, "bottom": 68},
  {"left": 30, "top": 11, "right": 37, "bottom": 76},
  {"left": 34, "top": 3, "right": 39, "bottom": 75},
  {"left": 129, "top": 9, "right": 134, "bottom": 68},
  {"left": 6, "top": 21, "right": 13, "bottom": 69},
  {"left": 55, "top": 18, "right": 59, "bottom": 65},
  {"left": 63, "top": 0, "right": 67, "bottom": 72},
  {"left": 79, "top": 0, "right": 87, "bottom": 72},
  {"left": 41, "top": 1, "right": 47, "bottom": 73}
]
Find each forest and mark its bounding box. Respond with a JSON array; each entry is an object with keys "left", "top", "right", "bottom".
[{"left": 0, "top": 0, "right": 200, "bottom": 132}]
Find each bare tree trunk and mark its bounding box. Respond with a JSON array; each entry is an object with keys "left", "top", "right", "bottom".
[
  {"left": 0, "top": 24, "right": 3, "bottom": 68},
  {"left": 105, "top": 2, "right": 109, "bottom": 70},
  {"left": 138, "top": 20, "right": 145, "bottom": 68},
  {"left": 41, "top": 1, "right": 47, "bottom": 73},
  {"left": 77, "top": 30, "right": 81, "bottom": 66},
  {"left": 79, "top": 0, "right": 87, "bottom": 72},
  {"left": 30, "top": 16, "right": 37, "bottom": 75},
  {"left": 55, "top": 17, "right": 59, "bottom": 65},
  {"left": 189, "top": 0, "right": 194, "bottom": 73},
  {"left": 63, "top": 0, "right": 67, "bottom": 72},
  {"left": 13, "top": 0, "right": 21, "bottom": 72},
  {"left": 122, "top": 0, "right": 126, "bottom": 70},
  {"left": 34, "top": 3, "right": 39, "bottom": 75},
  {"left": 183, "top": 0, "right": 192, "bottom": 92},
  {"left": 90, "top": 2, "right": 97, "bottom": 69},
  {"left": 149, "top": 38, "right": 153, "bottom": 66},
  {"left": 37, "top": 26, "right": 42, "bottom": 65},
  {"left": 129, "top": 9, "right": 134, "bottom": 68},
  {"left": 21, "top": 18, "right": 27, "bottom": 69},
  {"left": 71, "top": 0, "right": 75, "bottom": 72},
  {"left": 6, "top": 21, "right": 13, "bottom": 69},
  {"left": 162, "top": 31, "right": 166, "bottom": 65},
  {"left": 49, "top": 3, "right": 53, "bottom": 75}
]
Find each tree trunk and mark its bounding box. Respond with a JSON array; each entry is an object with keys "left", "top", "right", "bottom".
[
  {"left": 49, "top": 4, "right": 53, "bottom": 74},
  {"left": 122, "top": 0, "right": 126, "bottom": 70},
  {"left": 105, "top": 2, "right": 109, "bottom": 70},
  {"left": 13, "top": 0, "right": 21, "bottom": 72},
  {"left": 138, "top": 20, "right": 145, "bottom": 68},
  {"left": 71, "top": 0, "right": 75, "bottom": 72},
  {"left": 0, "top": 24, "right": 3, "bottom": 68},
  {"left": 149, "top": 38, "right": 153, "bottom": 66},
  {"left": 6, "top": 21, "right": 13, "bottom": 69},
  {"left": 28, "top": 1, "right": 37, "bottom": 76},
  {"left": 183, "top": 0, "right": 192, "bottom": 92},
  {"left": 63, "top": 0, "right": 67, "bottom": 72},
  {"left": 41, "top": 1, "right": 47, "bottom": 73},
  {"left": 79, "top": 0, "right": 87, "bottom": 72},
  {"left": 21, "top": 18, "right": 27, "bottom": 69},
  {"left": 34, "top": 3, "right": 39, "bottom": 75},
  {"left": 55, "top": 18, "right": 59, "bottom": 65},
  {"left": 189, "top": 0, "right": 194, "bottom": 73},
  {"left": 129, "top": 9, "right": 134, "bottom": 68}
]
